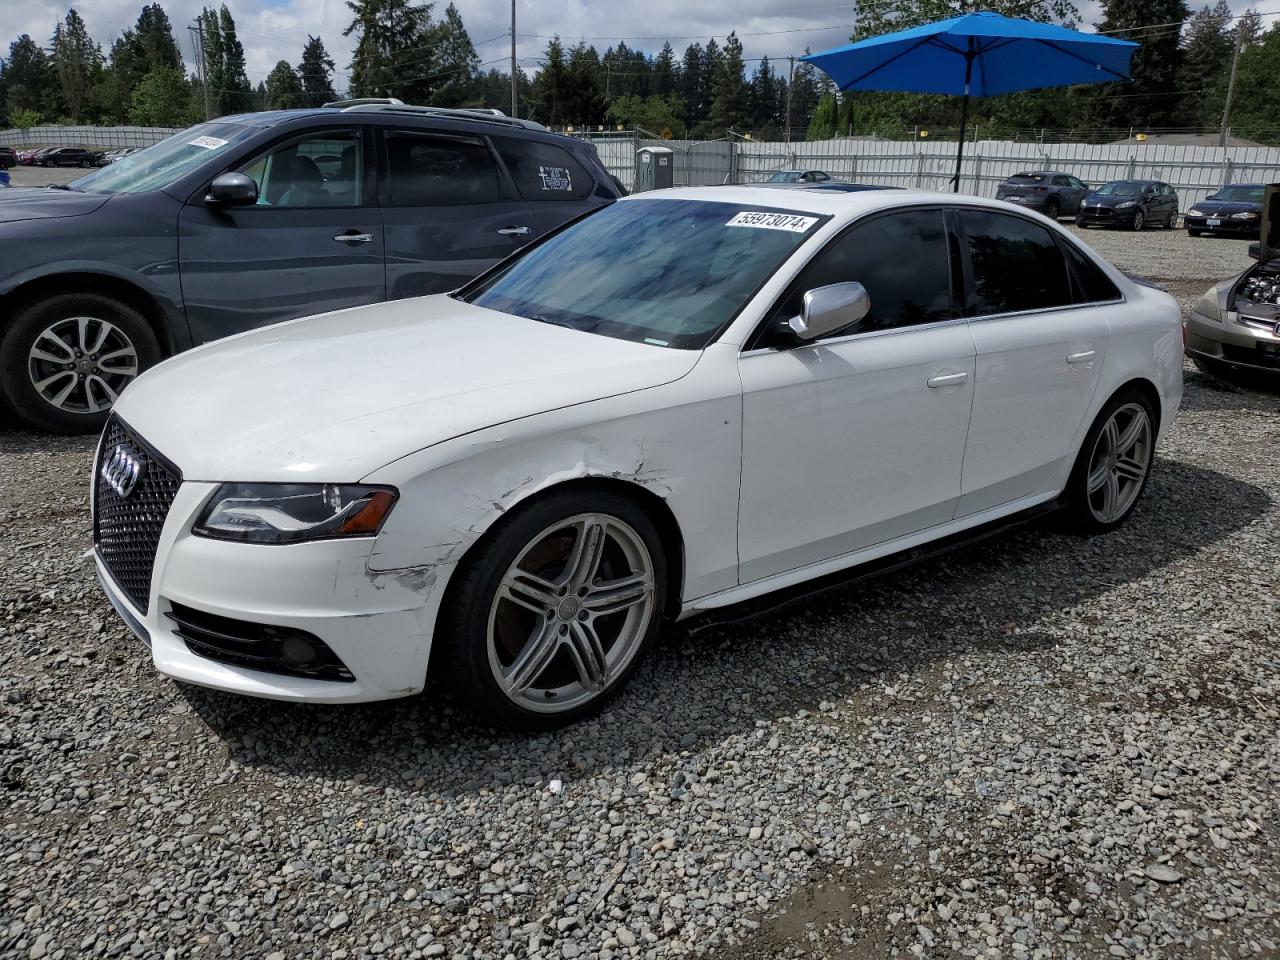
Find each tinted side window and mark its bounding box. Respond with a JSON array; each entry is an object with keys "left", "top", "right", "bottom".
[
  {"left": 769, "top": 209, "right": 953, "bottom": 336},
  {"left": 384, "top": 132, "right": 502, "bottom": 207},
  {"left": 494, "top": 137, "right": 593, "bottom": 201},
  {"left": 1062, "top": 242, "right": 1122, "bottom": 304},
  {"left": 959, "top": 210, "right": 1072, "bottom": 315},
  {"left": 1052, "top": 176, "right": 1071, "bottom": 187},
  {"left": 1070, "top": 177, "right": 1086, "bottom": 189},
  {"left": 238, "top": 130, "right": 363, "bottom": 208}
]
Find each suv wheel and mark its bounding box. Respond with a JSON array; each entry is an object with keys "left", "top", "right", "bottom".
[{"left": 0, "top": 293, "right": 160, "bottom": 434}]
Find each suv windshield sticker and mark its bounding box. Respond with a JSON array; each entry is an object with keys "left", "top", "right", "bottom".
[
  {"left": 188, "top": 135, "right": 229, "bottom": 150},
  {"left": 538, "top": 165, "right": 573, "bottom": 192},
  {"left": 726, "top": 211, "right": 819, "bottom": 233}
]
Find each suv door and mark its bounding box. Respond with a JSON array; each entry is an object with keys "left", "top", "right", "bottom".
[
  {"left": 737, "top": 208, "right": 976, "bottom": 582},
  {"left": 954, "top": 209, "right": 1112, "bottom": 515},
  {"left": 490, "top": 135, "right": 612, "bottom": 237},
  {"left": 177, "top": 126, "right": 384, "bottom": 344},
  {"left": 379, "top": 128, "right": 538, "bottom": 299}
]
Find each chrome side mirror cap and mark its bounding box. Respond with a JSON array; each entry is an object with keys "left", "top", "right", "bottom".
[{"left": 788, "top": 282, "right": 871, "bottom": 341}]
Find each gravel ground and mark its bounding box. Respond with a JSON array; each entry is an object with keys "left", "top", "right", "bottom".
[{"left": 2, "top": 215, "right": 1278, "bottom": 960}]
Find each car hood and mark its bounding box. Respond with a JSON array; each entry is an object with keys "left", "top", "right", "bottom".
[
  {"left": 1191, "top": 199, "right": 1261, "bottom": 215},
  {"left": 113, "top": 296, "right": 702, "bottom": 483},
  {"left": 0, "top": 187, "right": 110, "bottom": 223}
]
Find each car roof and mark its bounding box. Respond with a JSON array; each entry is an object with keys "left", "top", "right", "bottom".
[
  {"left": 743, "top": 182, "right": 898, "bottom": 193},
  {"left": 621, "top": 185, "right": 1037, "bottom": 218},
  {"left": 215, "top": 104, "right": 548, "bottom": 133}
]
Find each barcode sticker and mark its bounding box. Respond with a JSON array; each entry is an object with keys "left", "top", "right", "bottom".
[{"left": 188, "top": 135, "right": 228, "bottom": 150}]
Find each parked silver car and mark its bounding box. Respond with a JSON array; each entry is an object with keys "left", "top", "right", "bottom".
[{"left": 1184, "top": 184, "right": 1280, "bottom": 379}]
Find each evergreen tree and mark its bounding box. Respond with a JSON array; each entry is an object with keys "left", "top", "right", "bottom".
[
  {"left": 1219, "top": 20, "right": 1280, "bottom": 139},
  {"left": 678, "top": 43, "right": 705, "bottom": 125},
  {"left": 3, "top": 35, "right": 53, "bottom": 115},
  {"left": 787, "top": 52, "right": 822, "bottom": 139},
  {"left": 197, "top": 7, "right": 224, "bottom": 113},
  {"left": 710, "top": 32, "right": 749, "bottom": 132},
  {"left": 652, "top": 43, "right": 678, "bottom": 98},
  {"left": 264, "top": 60, "right": 304, "bottom": 109},
  {"left": 135, "top": 4, "right": 182, "bottom": 73},
  {"left": 1090, "top": 0, "right": 1189, "bottom": 128},
  {"left": 1234, "top": 8, "right": 1262, "bottom": 45},
  {"left": 52, "top": 9, "right": 100, "bottom": 122},
  {"left": 531, "top": 37, "right": 569, "bottom": 125},
  {"left": 431, "top": 3, "right": 479, "bottom": 107},
  {"left": 565, "top": 42, "right": 605, "bottom": 126},
  {"left": 345, "top": 0, "right": 434, "bottom": 101},
  {"left": 749, "top": 56, "right": 782, "bottom": 129},
  {"left": 129, "top": 65, "right": 195, "bottom": 125},
  {"left": 1181, "top": 1, "right": 1232, "bottom": 127},
  {"left": 297, "top": 36, "right": 337, "bottom": 106},
  {"left": 806, "top": 92, "right": 839, "bottom": 140},
  {"left": 218, "top": 6, "right": 252, "bottom": 113},
  {"left": 853, "top": 0, "right": 1077, "bottom": 40}
]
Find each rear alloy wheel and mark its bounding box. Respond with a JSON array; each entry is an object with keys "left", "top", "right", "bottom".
[
  {"left": 1061, "top": 391, "right": 1156, "bottom": 533},
  {"left": 443, "top": 490, "right": 667, "bottom": 728},
  {"left": 0, "top": 293, "right": 160, "bottom": 433},
  {"left": 1131, "top": 209, "right": 1145, "bottom": 231}
]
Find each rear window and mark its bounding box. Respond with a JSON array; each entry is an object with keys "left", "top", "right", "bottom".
[
  {"left": 494, "top": 137, "right": 594, "bottom": 201},
  {"left": 1007, "top": 173, "right": 1047, "bottom": 184}
]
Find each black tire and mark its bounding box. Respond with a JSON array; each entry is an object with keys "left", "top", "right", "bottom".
[
  {"left": 1188, "top": 229, "right": 1202, "bottom": 237},
  {"left": 1044, "top": 197, "right": 1061, "bottom": 220},
  {"left": 439, "top": 487, "right": 668, "bottom": 730},
  {"left": 1060, "top": 388, "right": 1157, "bottom": 535},
  {"left": 0, "top": 292, "right": 161, "bottom": 434},
  {"left": 1131, "top": 209, "right": 1145, "bottom": 231}
]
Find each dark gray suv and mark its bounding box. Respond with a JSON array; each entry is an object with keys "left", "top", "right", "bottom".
[{"left": 0, "top": 101, "right": 621, "bottom": 432}]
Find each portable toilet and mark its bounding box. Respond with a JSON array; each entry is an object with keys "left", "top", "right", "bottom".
[{"left": 635, "top": 146, "right": 674, "bottom": 193}]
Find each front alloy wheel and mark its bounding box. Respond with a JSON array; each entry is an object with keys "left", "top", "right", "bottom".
[
  {"left": 443, "top": 489, "right": 667, "bottom": 728},
  {"left": 28, "top": 316, "right": 139, "bottom": 415}
]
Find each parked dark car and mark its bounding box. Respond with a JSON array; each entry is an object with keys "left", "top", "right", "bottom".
[
  {"left": 0, "top": 101, "right": 621, "bottom": 433},
  {"left": 994, "top": 171, "right": 1088, "bottom": 219},
  {"left": 19, "top": 148, "right": 52, "bottom": 165},
  {"left": 765, "top": 169, "right": 834, "bottom": 183},
  {"left": 1077, "top": 179, "right": 1179, "bottom": 231},
  {"left": 39, "top": 147, "right": 98, "bottom": 168},
  {"left": 0, "top": 147, "right": 16, "bottom": 170},
  {"left": 1184, "top": 183, "right": 1265, "bottom": 237}
]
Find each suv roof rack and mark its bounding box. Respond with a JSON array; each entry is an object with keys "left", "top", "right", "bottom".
[{"left": 322, "top": 99, "right": 546, "bottom": 131}]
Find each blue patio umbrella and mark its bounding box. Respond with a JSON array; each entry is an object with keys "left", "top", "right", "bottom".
[{"left": 802, "top": 11, "right": 1139, "bottom": 191}]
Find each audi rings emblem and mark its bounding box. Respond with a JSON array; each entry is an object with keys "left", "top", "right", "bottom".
[{"left": 101, "top": 443, "right": 146, "bottom": 498}]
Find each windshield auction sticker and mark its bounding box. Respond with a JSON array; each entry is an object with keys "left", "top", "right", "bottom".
[
  {"left": 188, "top": 135, "right": 229, "bottom": 150},
  {"left": 726, "top": 211, "right": 819, "bottom": 232}
]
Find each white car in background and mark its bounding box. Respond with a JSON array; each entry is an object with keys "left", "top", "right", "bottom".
[{"left": 92, "top": 187, "right": 1183, "bottom": 728}]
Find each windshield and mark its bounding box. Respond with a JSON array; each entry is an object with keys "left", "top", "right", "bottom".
[
  {"left": 1213, "top": 185, "right": 1264, "bottom": 203},
  {"left": 767, "top": 172, "right": 801, "bottom": 182},
  {"left": 69, "top": 122, "right": 258, "bottom": 194},
  {"left": 1007, "top": 173, "right": 1047, "bottom": 184},
  {"left": 1094, "top": 180, "right": 1147, "bottom": 196},
  {"left": 462, "top": 198, "right": 827, "bottom": 349}
]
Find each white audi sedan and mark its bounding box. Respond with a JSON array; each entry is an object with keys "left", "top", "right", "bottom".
[{"left": 93, "top": 187, "right": 1182, "bottom": 728}]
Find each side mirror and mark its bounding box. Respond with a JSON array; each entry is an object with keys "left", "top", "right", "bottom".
[
  {"left": 205, "top": 172, "right": 258, "bottom": 207},
  {"left": 788, "top": 282, "right": 871, "bottom": 341},
  {"left": 1248, "top": 241, "right": 1261, "bottom": 260}
]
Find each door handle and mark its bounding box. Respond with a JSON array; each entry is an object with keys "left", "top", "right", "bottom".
[
  {"left": 333, "top": 231, "right": 373, "bottom": 244},
  {"left": 1066, "top": 350, "right": 1096, "bottom": 364},
  {"left": 926, "top": 372, "right": 969, "bottom": 388},
  {"left": 497, "top": 226, "right": 532, "bottom": 236}
]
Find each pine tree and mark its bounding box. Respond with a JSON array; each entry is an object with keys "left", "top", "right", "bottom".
[
  {"left": 297, "top": 36, "right": 337, "bottom": 106},
  {"left": 652, "top": 43, "right": 678, "bottom": 98},
  {"left": 135, "top": 4, "right": 182, "bottom": 73},
  {"left": 1234, "top": 8, "right": 1262, "bottom": 46},
  {"left": 3, "top": 35, "right": 54, "bottom": 115},
  {"left": 51, "top": 9, "right": 101, "bottom": 122},
  {"left": 1218, "top": 20, "right": 1280, "bottom": 139},
  {"left": 531, "top": 37, "right": 569, "bottom": 125},
  {"left": 565, "top": 42, "right": 605, "bottom": 126},
  {"left": 1091, "top": 0, "right": 1190, "bottom": 129},
  {"left": 749, "top": 56, "right": 780, "bottom": 129},
  {"left": 806, "top": 93, "right": 839, "bottom": 140},
  {"left": 788, "top": 52, "right": 822, "bottom": 139},
  {"left": 263, "top": 60, "right": 305, "bottom": 109},
  {"left": 678, "top": 43, "right": 704, "bottom": 125},
  {"left": 218, "top": 6, "right": 252, "bottom": 113},
  {"left": 431, "top": 3, "right": 479, "bottom": 107},
  {"left": 1181, "top": 2, "right": 1232, "bottom": 127},
  {"left": 345, "top": 0, "right": 434, "bottom": 101},
  {"left": 710, "top": 32, "right": 749, "bottom": 132}
]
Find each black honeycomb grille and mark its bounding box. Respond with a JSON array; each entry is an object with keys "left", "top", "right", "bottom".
[{"left": 93, "top": 416, "right": 182, "bottom": 613}]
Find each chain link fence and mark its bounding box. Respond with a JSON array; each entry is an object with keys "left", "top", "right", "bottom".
[{"left": 0, "top": 125, "right": 181, "bottom": 149}]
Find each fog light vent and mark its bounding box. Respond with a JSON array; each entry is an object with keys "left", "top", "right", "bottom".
[{"left": 165, "top": 601, "right": 354, "bottom": 682}]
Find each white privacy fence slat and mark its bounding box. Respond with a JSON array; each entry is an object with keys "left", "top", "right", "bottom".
[
  {"left": 580, "top": 133, "right": 1280, "bottom": 208},
  {"left": 0, "top": 125, "right": 181, "bottom": 149}
]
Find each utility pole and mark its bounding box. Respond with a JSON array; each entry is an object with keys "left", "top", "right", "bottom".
[
  {"left": 1219, "top": 34, "right": 1242, "bottom": 148},
  {"left": 510, "top": 0, "right": 518, "bottom": 118},
  {"left": 785, "top": 56, "right": 794, "bottom": 143},
  {"left": 189, "top": 19, "right": 210, "bottom": 120}
]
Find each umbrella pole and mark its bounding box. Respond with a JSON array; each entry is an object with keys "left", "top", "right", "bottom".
[{"left": 952, "top": 44, "right": 974, "bottom": 193}]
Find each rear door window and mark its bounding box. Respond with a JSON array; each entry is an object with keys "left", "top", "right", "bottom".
[
  {"left": 493, "top": 137, "right": 594, "bottom": 201},
  {"left": 383, "top": 131, "right": 505, "bottom": 207},
  {"left": 958, "top": 210, "right": 1073, "bottom": 316}
]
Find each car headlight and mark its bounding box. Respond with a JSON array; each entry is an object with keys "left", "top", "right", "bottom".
[
  {"left": 1116, "top": 201, "right": 1137, "bottom": 209},
  {"left": 1232, "top": 211, "right": 1258, "bottom": 219},
  {"left": 1194, "top": 284, "right": 1224, "bottom": 322},
  {"left": 193, "top": 483, "right": 398, "bottom": 544},
  {"left": 1187, "top": 208, "right": 1204, "bottom": 217}
]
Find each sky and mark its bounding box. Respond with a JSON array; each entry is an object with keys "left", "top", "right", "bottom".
[{"left": 4, "top": 0, "right": 1280, "bottom": 94}]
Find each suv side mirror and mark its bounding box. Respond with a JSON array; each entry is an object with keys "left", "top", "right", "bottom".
[
  {"left": 205, "top": 172, "right": 258, "bottom": 207},
  {"left": 788, "top": 282, "right": 871, "bottom": 341}
]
